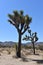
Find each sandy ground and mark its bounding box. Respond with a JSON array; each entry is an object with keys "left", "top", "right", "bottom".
[{"left": 0, "top": 48, "right": 43, "bottom": 65}]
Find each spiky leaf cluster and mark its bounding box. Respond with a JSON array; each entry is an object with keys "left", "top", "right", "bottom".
[
  {"left": 8, "top": 10, "right": 32, "bottom": 34},
  {"left": 23, "top": 30, "right": 38, "bottom": 42}
]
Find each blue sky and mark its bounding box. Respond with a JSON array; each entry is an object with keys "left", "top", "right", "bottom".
[{"left": 0, "top": 0, "right": 43, "bottom": 43}]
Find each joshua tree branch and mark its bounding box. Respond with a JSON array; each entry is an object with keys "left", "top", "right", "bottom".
[
  {"left": 21, "top": 26, "right": 29, "bottom": 35},
  {"left": 8, "top": 20, "right": 19, "bottom": 32}
]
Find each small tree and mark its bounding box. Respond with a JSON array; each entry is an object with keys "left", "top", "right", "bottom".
[
  {"left": 23, "top": 30, "right": 38, "bottom": 54},
  {"left": 8, "top": 10, "right": 32, "bottom": 57}
]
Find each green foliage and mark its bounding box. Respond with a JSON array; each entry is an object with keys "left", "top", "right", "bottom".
[
  {"left": 8, "top": 10, "right": 32, "bottom": 34},
  {"left": 20, "top": 10, "right": 24, "bottom": 15}
]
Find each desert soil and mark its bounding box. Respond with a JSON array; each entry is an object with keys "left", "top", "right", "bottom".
[{"left": 0, "top": 48, "right": 43, "bottom": 65}]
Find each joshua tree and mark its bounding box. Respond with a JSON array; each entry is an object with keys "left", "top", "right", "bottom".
[
  {"left": 23, "top": 30, "right": 38, "bottom": 54},
  {"left": 8, "top": 11, "right": 32, "bottom": 57},
  {"left": 8, "top": 10, "right": 32, "bottom": 57}
]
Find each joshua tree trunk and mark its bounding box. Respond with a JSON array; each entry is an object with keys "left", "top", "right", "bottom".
[
  {"left": 32, "top": 42, "right": 35, "bottom": 55},
  {"left": 17, "top": 32, "right": 21, "bottom": 58}
]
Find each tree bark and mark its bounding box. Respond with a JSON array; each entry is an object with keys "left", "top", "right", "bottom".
[
  {"left": 32, "top": 42, "right": 35, "bottom": 55},
  {"left": 17, "top": 32, "right": 21, "bottom": 58}
]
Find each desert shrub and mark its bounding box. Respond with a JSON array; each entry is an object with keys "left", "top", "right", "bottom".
[
  {"left": 14, "top": 44, "right": 18, "bottom": 51},
  {"left": 35, "top": 47, "right": 39, "bottom": 50},
  {"left": 24, "top": 45, "right": 32, "bottom": 49},
  {"left": 0, "top": 54, "right": 1, "bottom": 56},
  {"left": 7, "top": 49, "right": 11, "bottom": 54},
  {"left": 8, "top": 50, "right": 11, "bottom": 54},
  {"left": 38, "top": 45, "right": 43, "bottom": 50},
  {"left": 21, "top": 45, "right": 25, "bottom": 49}
]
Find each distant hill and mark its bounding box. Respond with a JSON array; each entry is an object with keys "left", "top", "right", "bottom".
[
  {"left": 0, "top": 41, "right": 16, "bottom": 47},
  {"left": 24, "top": 42, "right": 43, "bottom": 47},
  {"left": 0, "top": 41, "right": 43, "bottom": 47},
  {"left": 25, "top": 42, "right": 43, "bottom": 45}
]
